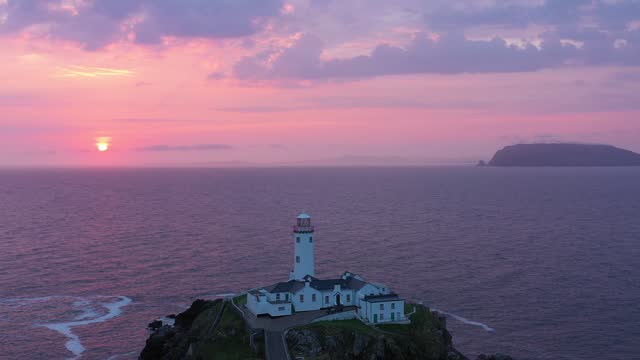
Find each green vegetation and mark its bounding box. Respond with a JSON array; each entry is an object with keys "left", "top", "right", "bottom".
[
  {"left": 304, "top": 319, "right": 379, "bottom": 336},
  {"left": 199, "top": 306, "right": 261, "bottom": 360},
  {"left": 141, "top": 299, "right": 264, "bottom": 360},
  {"left": 233, "top": 293, "right": 247, "bottom": 306},
  {"left": 287, "top": 303, "right": 459, "bottom": 360}
]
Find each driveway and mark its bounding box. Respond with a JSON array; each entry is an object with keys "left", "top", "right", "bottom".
[
  {"left": 265, "top": 330, "right": 288, "bottom": 360},
  {"left": 232, "top": 298, "right": 355, "bottom": 359}
]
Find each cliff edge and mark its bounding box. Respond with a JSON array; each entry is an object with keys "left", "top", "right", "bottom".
[
  {"left": 140, "top": 300, "right": 513, "bottom": 360},
  {"left": 488, "top": 143, "right": 640, "bottom": 167},
  {"left": 287, "top": 304, "right": 463, "bottom": 360}
]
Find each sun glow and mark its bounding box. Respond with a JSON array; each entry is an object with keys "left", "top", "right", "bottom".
[{"left": 96, "top": 137, "right": 111, "bottom": 152}]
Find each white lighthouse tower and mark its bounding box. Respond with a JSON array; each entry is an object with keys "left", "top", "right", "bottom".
[{"left": 290, "top": 213, "right": 315, "bottom": 280}]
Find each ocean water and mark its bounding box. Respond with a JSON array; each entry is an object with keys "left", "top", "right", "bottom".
[{"left": 0, "top": 167, "right": 639, "bottom": 360}]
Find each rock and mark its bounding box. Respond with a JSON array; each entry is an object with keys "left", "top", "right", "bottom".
[
  {"left": 477, "top": 160, "right": 487, "bottom": 167},
  {"left": 488, "top": 143, "right": 640, "bottom": 167},
  {"left": 476, "top": 354, "right": 515, "bottom": 360},
  {"left": 147, "top": 320, "right": 163, "bottom": 331},
  {"left": 287, "top": 304, "right": 467, "bottom": 360}
]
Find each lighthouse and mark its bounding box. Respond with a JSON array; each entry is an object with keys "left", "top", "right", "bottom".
[{"left": 290, "top": 213, "right": 315, "bottom": 280}]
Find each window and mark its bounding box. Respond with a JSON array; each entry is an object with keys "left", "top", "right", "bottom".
[
  {"left": 391, "top": 302, "right": 395, "bottom": 310},
  {"left": 346, "top": 294, "right": 351, "bottom": 303},
  {"left": 285, "top": 294, "right": 289, "bottom": 301},
  {"left": 312, "top": 294, "right": 316, "bottom": 302},
  {"left": 278, "top": 306, "right": 285, "bottom": 311},
  {"left": 309, "top": 236, "right": 313, "bottom": 243},
  {"left": 325, "top": 296, "right": 329, "bottom": 304},
  {"left": 380, "top": 313, "right": 384, "bottom": 320},
  {"left": 276, "top": 293, "right": 280, "bottom": 300},
  {"left": 397, "top": 312, "right": 401, "bottom": 319},
  {"left": 380, "top": 304, "right": 384, "bottom": 310},
  {"left": 300, "top": 295, "right": 304, "bottom": 303},
  {"left": 296, "top": 237, "right": 300, "bottom": 243},
  {"left": 296, "top": 256, "right": 300, "bottom": 263}
]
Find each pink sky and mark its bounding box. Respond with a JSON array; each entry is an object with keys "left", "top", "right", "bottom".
[{"left": 1, "top": 0, "right": 639, "bottom": 166}]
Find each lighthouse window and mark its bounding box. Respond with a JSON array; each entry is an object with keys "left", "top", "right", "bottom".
[
  {"left": 346, "top": 294, "right": 351, "bottom": 302},
  {"left": 296, "top": 256, "right": 300, "bottom": 263},
  {"left": 312, "top": 294, "right": 316, "bottom": 302},
  {"left": 325, "top": 296, "right": 329, "bottom": 304},
  {"left": 309, "top": 237, "right": 313, "bottom": 243},
  {"left": 300, "top": 295, "right": 304, "bottom": 303},
  {"left": 296, "top": 237, "right": 300, "bottom": 243},
  {"left": 391, "top": 303, "right": 395, "bottom": 309},
  {"left": 380, "top": 304, "right": 384, "bottom": 310}
]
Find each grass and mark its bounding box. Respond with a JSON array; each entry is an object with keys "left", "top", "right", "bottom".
[
  {"left": 233, "top": 293, "right": 247, "bottom": 306},
  {"left": 199, "top": 305, "right": 261, "bottom": 360},
  {"left": 304, "top": 319, "right": 380, "bottom": 336},
  {"left": 189, "top": 301, "right": 223, "bottom": 334}
]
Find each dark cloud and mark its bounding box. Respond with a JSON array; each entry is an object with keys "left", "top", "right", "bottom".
[
  {"left": 425, "top": 0, "right": 639, "bottom": 31},
  {"left": 233, "top": 27, "right": 640, "bottom": 81},
  {"left": 137, "top": 143, "right": 233, "bottom": 152},
  {"left": 0, "top": 0, "right": 283, "bottom": 49},
  {"left": 207, "top": 71, "right": 226, "bottom": 80},
  {"left": 234, "top": 33, "right": 570, "bottom": 80}
]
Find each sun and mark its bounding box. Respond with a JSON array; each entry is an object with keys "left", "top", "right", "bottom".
[
  {"left": 97, "top": 142, "right": 109, "bottom": 152},
  {"left": 95, "top": 137, "right": 111, "bottom": 152}
]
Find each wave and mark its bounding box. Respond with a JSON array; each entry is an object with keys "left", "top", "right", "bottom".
[
  {"left": 36, "top": 296, "right": 132, "bottom": 359},
  {"left": 432, "top": 308, "right": 495, "bottom": 332}
]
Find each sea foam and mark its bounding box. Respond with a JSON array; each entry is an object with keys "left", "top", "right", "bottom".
[
  {"left": 38, "top": 296, "right": 132, "bottom": 359},
  {"left": 433, "top": 308, "right": 495, "bottom": 332}
]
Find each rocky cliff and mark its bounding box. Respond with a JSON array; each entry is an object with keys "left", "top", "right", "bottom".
[
  {"left": 286, "top": 305, "right": 469, "bottom": 360},
  {"left": 141, "top": 300, "right": 513, "bottom": 360},
  {"left": 488, "top": 143, "right": 640, "bottom": 167},
  {"left": 140, "top": 299, "right": 261, "bottom": 360}
]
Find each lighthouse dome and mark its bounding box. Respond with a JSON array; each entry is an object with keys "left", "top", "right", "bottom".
[{"left": 297, "top": 213, "right": 311, "bottom": 219}]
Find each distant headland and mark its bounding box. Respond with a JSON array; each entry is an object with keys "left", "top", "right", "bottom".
[{"left": 482, "top": 143, "right": 640, "bottom": 167}]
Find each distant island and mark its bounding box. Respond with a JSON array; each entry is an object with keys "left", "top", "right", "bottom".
[{"left": 484, "top": 143, "right": 640, "bottom": 167}]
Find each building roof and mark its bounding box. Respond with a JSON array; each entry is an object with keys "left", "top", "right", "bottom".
[
  {"left": 363, "top": 293, "right": 402, "bottom": 303},
  {"left": 257, "top": 273, "right": 385, "bottom": 294},
  {"left": 305, "top": 273, "right": 373, "bottom": 291},
  {"left": 297, "top": 213, "right": 311, "bottom": 219},
  {"left": 308, "top": 278, "right": 348, "bottom": 291},
  {"left": 263, "top": 280, "right": 304, "bottom": 294}
]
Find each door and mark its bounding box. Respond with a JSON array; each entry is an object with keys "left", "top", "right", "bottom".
[
  {"left": 391, "top": 312, "right": 395, "bottom": 321},
  {"left": 373, "top": 314, "right": 378, "bottom": 323},
  {"left": 335, "top": 293, "right": 341, "bottom": 306}
]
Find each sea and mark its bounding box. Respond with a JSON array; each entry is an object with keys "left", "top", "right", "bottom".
[{"left": 0, "top": 167, "right": 638, "bottom": 360}]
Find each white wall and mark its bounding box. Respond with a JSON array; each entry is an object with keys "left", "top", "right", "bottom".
[
  {"left": 291, "top": 232, "right": 314, "bottom": 279},
  {"left": 361, "top": 300, "right": 405, "bottom": 323},
  {"left": 266, "top": 303, "right": 292, "bottom": 317},
  {"left": 247, "top": 292, "right": 293, "bottom": 317},
  {"left": 291, "top": 285, "right": 322, "bottom": 312}
]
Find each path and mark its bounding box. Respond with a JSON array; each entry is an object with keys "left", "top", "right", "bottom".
[
  {"left": 231, "top": 296, "right": 335, "bottom": 360},
  {"left": 265, "top": 331, "right": 288, "bottom": 360}
]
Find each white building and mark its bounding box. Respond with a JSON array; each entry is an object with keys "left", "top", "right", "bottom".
[{"left": 246, "top": 213, "right": 406, "bottom": 324}]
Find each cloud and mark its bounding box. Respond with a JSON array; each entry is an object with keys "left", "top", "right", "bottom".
[
  {"left": 0, "top": 0, "right": 283, "bottom": 49},
  {"left": 56, "top": 65, "right": 134, "bottom": 78},
  {"left": 213, "top": 94, "right": 486, "bottom": 112},
  {"left": 0, "top": 93, "right": 41, "bottom": 106},
  {"left": 136, "top": 143, "right": 233, "bottom": 151},
  {"left": 423, "top": 0, "right": 640, "bottom": 32},
  {"left": 233, "top": 33, "right": 571, "bottom": 81},
  {"left": 207, "top": 71, "right": 226, "bottom": 80},
  {"left": 233, "top": 27, "right": 640, "bottom": 81}
]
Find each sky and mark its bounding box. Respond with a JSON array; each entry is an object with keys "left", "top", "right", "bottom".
[{"left": 1, "top": 0, "right": 639, "bottom": 167}]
